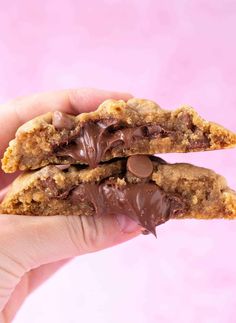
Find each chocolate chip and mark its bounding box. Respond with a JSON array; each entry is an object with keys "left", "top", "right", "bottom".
[
  {"left": 127, "top": 155, "right": 153, "bottom": 178},
  {"left": 188, "top": 136, "right": 210, "bottom": 149},
  {"left": 52, "top": 111, "right": 75, "bottom": 130}
]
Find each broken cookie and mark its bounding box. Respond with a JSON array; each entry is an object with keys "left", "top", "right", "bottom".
[
  {"left": 1, "top": 156, "right": 235, "bottom": 235},
  {"left": 2, "top": 98, "right": 236, "bottom": 173}
]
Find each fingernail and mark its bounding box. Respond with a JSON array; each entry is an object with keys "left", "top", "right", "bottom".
[{"left": 116, "top": 214, "right": 140, "bottom": 233}]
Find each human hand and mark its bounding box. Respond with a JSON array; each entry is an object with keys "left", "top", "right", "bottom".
[{"left": 0, "top": 89, "right": 141, "bottom": 322}]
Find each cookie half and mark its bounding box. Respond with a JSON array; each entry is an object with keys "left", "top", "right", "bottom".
[
  {"left": 2, "top": 98, "right": 236, "bottom": 173},
  {"left": 1, "top": 156, "right": 235, "bottom": 235}
]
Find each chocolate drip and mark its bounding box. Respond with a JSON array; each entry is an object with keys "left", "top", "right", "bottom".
[
  {"left": 70, "top": 181, "right": 185, "bottom": 235},
  {"left": 55, "top": 119, "right": 172, "bottom": 168}
]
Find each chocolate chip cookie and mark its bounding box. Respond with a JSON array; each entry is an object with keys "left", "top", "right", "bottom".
[
  {"left": 1, "top": 156, "right": 235, "bottom": 235},
  {"left": 2, "top": 98, "right": 236, "bottom": 173}
]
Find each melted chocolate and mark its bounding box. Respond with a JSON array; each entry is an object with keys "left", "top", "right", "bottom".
[
  {"left": 55, "top": 119, "right": 172, "bottom": 168},
  {"left": 70, "top": 181, "right": 185, "bottom": 235}
]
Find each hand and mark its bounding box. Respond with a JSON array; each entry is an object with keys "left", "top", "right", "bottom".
[{"left": 0, "top": 89, "right": 141, "bottom": 322}]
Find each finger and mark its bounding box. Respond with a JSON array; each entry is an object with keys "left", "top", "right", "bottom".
[
  {"left": 0, "top": 213, "right": 141, "bottom": 311},
  {"left": 0, "top": 171, "right": 19, "bottom": 191},
  {"left": 2, "top": 259, "right": 71, "bottom": 323},
  {"left": 0, "top": 88, "right": 132, "bottom": 157}
]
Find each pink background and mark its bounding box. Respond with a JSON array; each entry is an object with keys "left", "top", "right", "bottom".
[{"left": 1, "top": 1, "right": 236, "bottom": 322}]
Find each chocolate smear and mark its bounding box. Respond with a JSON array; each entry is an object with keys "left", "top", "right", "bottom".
[
  {"left": 70, "top": 181, "right": 185, "bottom": 236},
  {"left": 56, "top": 119, "right": 173, "bottom": 168}
]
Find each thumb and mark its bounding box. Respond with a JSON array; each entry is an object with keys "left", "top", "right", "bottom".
[{"left": 0, "top": 213, "right": 141, "bottom": 307}]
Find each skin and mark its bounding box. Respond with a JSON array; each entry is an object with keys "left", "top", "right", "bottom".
[{"left": 0, "top": 89, "right": 141, "bottom": 323}]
